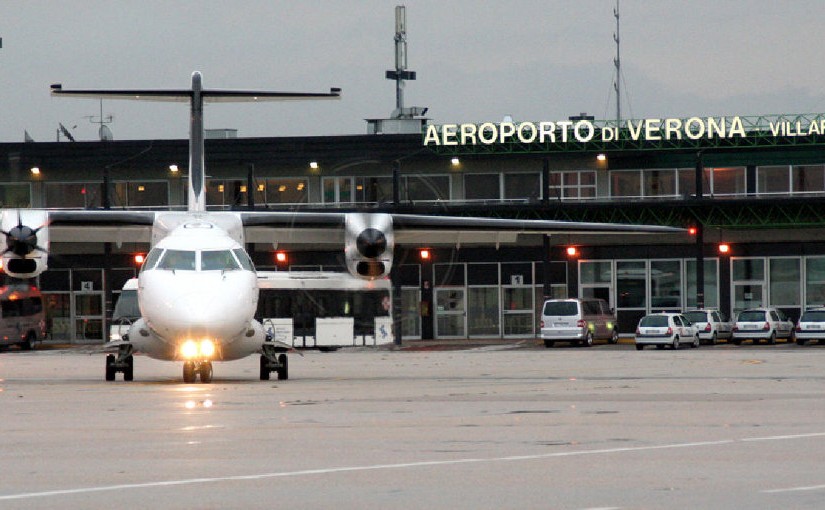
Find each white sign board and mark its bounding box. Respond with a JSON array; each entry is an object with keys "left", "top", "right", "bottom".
[
  {"left": 315, "top": 317, "right": 354, "bottom": 347},
  {"left": 374, "top": 317, "right": 394, "bottom": 345},
  {"left": 262, "top": 318, "right": 293, "bottom": 344}
]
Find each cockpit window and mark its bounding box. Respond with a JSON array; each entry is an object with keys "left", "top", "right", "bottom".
[
  {"left": 232, "top": 248, "right": 255, "bottom": 271},
  {"left": 201, "top": 250, "right": 240, "bottom": 271},
  {"left": 140, "top": 248, "right": 164, "bottom": 273},
  {"left": 157, "top": 249, "right": 197, "bottom": 271}
]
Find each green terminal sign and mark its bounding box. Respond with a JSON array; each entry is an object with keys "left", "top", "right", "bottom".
[{"left": 423, "top": 114, "right": 825, "bottom": 154}]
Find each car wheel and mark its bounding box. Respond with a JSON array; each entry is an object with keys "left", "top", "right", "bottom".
[
  {"left": 610, "top": 330, "right": 619, "bottom": 344},
  {"left": 710, "top": 332, "right": 718, "bottom": 346},
  {"left": 732, "top": 338, "right": 742, "bottom": 346},
  {"left": 797, "top": 336, "right": 807, "bottom": 346},
  {"left": 673, "top": 336, "right": 680, "bottom": 350},
  {"left": 692, "top": 335, "right": 700, "bottom": 348},
  {"left": 583, "top": 331, "right": 593, "bottom": 348},
  {"left": 635, "top": 344, "right": 644, "bottom": 351},
  {"left": 769, "top": 331, "right": 776, "bottom": 345},
  {"left": 543, "top": 340, "right": 555, "bottom": 348}
]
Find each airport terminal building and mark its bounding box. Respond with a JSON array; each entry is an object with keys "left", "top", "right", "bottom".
[{"left": 2, "top": 114, "right": 825, "bottom": 342}]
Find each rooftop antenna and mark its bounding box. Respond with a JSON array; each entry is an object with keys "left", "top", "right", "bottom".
[
  {"left": 613, "top": 0, "right": 621, "bottom": 125},
  {"left": 385, "top": 5, "right": 426, "bottom": 119},
  {"left": 86, "top": 99, "right": 114, "bottom": 141},
  {"left": 366, "top": 5, "right": 427, "bottom": 134},
  {"left": 57, "top": 123, "right": 76, "bottom": 142}
]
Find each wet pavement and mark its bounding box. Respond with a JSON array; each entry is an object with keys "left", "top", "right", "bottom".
[{"left": 1, "top": 342, "right": 825, "bottom": 509}]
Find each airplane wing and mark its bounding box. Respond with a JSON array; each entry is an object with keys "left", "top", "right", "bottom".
[
  {"left": 47, "top": 210, "right": 156, "bottom": 243},
  {"left": 240, "top": 211, "right": 684, "bottom": 246},
  {"left": 17, "top": 208, "right": 683, "bottom": 246}
]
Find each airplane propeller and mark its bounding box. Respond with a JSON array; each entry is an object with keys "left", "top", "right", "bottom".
[
  {"left": 1, "top": 214, "right": 48, "bottom": 256},
  {"left": 355, "top": 228, "right": 388, "bottom": 258}
]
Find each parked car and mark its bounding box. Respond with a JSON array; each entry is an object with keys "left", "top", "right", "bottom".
[
  {"left": 731, "top": 307, "right": 794, "bottom": 345},
  {"left": 635, "top": 312, "right": 700, "bottom": 350},
  {"left": 540, "top": 298, "right": 619, "bottom": 348},
  {"left": 683, "top": 309, "right": 732, "bottom": 345},
  {"left": 794, "top": 308, "right": 825, "bottom": 345}
]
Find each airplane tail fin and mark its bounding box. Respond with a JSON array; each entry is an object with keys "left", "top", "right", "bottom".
[{"left": 51, "top": 72, "right": 341, "bottom": 212}]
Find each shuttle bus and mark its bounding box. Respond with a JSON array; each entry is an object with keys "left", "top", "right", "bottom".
[
  {"left": 109, "top": 278, "right": 139, "bottom": 342},
  {"left": 256, "top": 271, "right": 393, "bottom": 349},
  {"left": 0, "top": 283, "right": 46, "bottom": 350}
]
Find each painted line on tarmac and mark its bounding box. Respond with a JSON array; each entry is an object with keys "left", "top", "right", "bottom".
[
  {"left": 762, "top": 484, "right": 825, "bottom": 494},
  {"left": 1, "top": 432, "right": 824, "bottom": 502}
]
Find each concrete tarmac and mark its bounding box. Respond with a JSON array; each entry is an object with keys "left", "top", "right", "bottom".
[{"left": 2, "top": 342, "right": 825, "bottom": 509}]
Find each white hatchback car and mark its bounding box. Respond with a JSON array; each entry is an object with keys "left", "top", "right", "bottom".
[
  {"left": 635, "top": 313, "right": 700, "bottom": 350},
  {"left": 794, "top": 308, "right": 825, "bottom": 346},
  {"left": 731, "top": 307, "right": 795, "bottom": 345},
  {"left": 682, "top": 309, "right": 733, "bottom": 345}
]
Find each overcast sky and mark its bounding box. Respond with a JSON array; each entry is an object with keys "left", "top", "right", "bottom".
[{"left": 2, "top": 1, "right": 824, "bottom": 143}]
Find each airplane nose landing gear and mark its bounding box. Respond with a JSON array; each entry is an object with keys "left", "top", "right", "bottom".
[
  {"left": 183, "top": 360, "right": 213, "bottom": 383},
  {"left": 260, "top": 343, "right": 288, "bottom": 381},
  {"left": 105, "top": 344, "right": 134, "bottom": 381}
]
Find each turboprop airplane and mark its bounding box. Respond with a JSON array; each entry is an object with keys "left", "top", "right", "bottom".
[{"left": 0, "top": 71, "right": 683, "bottom": 383}]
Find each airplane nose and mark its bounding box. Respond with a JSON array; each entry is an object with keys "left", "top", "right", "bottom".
[{"left": 140, "top": 272, "right": 253, "bottom": 340}]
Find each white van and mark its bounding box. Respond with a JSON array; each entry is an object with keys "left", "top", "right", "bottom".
[
  {"left": 109, "top": 278, "right": 139, "bottom": 342},
  {"left": 0, "top": 283, "right": 46, "bottom": 350},
  {"left": 540, "top": 298, "right": 618, "bottom": 348}
]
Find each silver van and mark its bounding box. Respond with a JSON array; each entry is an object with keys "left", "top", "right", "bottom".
[{"left": 540, "top": 298, "right": 618, "bottom": 348}]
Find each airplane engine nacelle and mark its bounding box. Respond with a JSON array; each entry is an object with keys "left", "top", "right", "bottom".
[
  {"left": 344, "top": 213, "right": 394, "bottom": 280},
  {"left": 1, "top": 210, "right": 49, "bottom": 279}
]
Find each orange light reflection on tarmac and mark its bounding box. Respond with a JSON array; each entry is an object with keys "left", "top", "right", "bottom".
[{"left": 183, "top": 399, "right": 213, "bottom": 409}]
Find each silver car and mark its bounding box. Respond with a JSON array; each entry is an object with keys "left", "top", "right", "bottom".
[
  {"left": 683, "top": 309, "right": 732, "bottom": 345},
  {"left": 794, "top": 308, "right": 825, "bottom": 346},
  {"left": 635, "top": 313, "right": 700, "bottom": 350},
  {"left": 732, "top": 307, "right": 794, "bottom": 345}
]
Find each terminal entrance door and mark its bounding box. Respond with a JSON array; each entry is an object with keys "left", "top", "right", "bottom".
[
  {"left": 435, "top": 288, "right": 465, "bottom": 338},
  {"left": 732, "top": 258, "right": 766, "bottom": 315},
  {"left": 733, "top": 283, "right": 764, "bottom": 314},
  {"left": 44, "top": 293, "right": 72, "bottom": 341},
  {"left": 40, "top": 268, "right": 106, "bottom": 343},
  {"left": 74, "top": 291, "right": 104, "bottom": 342}
]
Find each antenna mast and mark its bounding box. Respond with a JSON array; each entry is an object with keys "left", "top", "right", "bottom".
[
  {"left": 613, "top": 0, "right": 621, "bottom": 125},
  {"left": 386, "top": 5, "right": 417, "bottom": 117},
  {"left": 88, "top": 99, "right": 114, "bottom": 141}
]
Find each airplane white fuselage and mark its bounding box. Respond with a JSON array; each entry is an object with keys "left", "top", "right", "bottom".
[{"left": 127, "top": 216, "right": 266, "bottom": 362}]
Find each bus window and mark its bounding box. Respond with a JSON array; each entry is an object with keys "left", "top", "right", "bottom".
[
  {"left": 113, "top": 290, "right": 140, "bottom": 321},
  {"left": 1, "top": 300, "right": 20, "bottom": 317}
]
